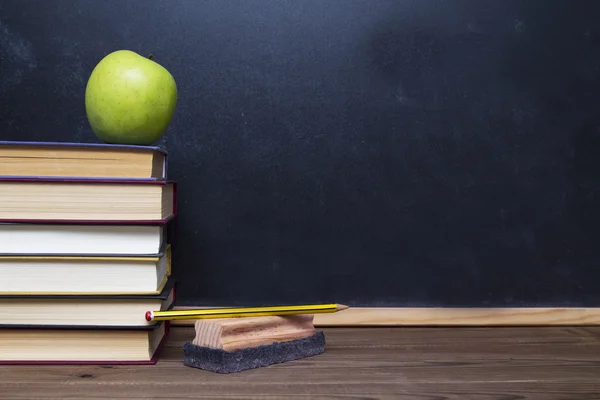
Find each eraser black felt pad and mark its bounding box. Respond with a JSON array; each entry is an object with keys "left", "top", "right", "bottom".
[{"left": 183, "top": 330, "right": 326, "bottom": 373}]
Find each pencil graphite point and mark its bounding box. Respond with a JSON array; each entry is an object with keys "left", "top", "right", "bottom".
[{"left": 337, "top": 304, "right": 349, "bottom": 311}]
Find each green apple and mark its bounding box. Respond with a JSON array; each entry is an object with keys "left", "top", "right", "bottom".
[{"left": 85, "top": 50, "right": 177, "bottom": 145}]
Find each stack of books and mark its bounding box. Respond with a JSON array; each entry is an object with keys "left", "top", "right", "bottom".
[{"left": 0, "top": 141, "right": 177, "bottom": 365}]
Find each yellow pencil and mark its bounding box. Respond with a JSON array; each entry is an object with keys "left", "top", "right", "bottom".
[{"left": 145, "top": 303, "right": 349, "bottom": 322}]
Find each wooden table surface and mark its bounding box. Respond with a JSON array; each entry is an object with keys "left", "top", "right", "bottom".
[{"left": 1, "top": 326, "right": 599, "bottom": 399}]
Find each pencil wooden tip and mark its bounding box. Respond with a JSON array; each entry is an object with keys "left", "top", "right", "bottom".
[{"left": 337, "top": 304, "right": 349, "bottom": 311}]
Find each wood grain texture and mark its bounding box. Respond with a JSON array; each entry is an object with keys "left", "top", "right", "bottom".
[
  {"left": 193, "top": 314, "right": 315, "bottom": 350},
  {"left": 171, "top": 307, "right": 600, "bottom": 326},
  {"left": 1, "top": 326, "right": 600, "bottom": 399}
]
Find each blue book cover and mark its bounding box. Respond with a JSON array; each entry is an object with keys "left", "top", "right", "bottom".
[{"left": 0, "top": 140, "right": 167, "bottom": 154}]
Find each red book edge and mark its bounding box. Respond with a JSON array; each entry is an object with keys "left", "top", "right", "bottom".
[{"left": 172, "top": 181, "right": 178, "bottom": 218}]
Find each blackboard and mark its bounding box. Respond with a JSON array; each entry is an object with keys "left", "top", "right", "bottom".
[{"left": 2, "top": 0, "right": 600, "bottom": 308}]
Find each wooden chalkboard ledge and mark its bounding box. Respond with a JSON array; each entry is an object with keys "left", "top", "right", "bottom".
[{"left": 171, "top": 307, "right": 600, "bottom": 326}]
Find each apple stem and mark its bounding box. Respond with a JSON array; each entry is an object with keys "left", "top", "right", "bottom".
[{"left": 148, "top": 53, "right": 154, "bottom": 60}]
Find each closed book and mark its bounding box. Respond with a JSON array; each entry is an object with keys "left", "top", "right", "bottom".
[
  {"left": 0, "top": 279, "right": 176, "bottom": 327},
  {"left": 0, "top": 223, "right": 168, "bottom": 255},
  {"left": 0, "top": 140, "right": 167, "bottom": 180},
  {"left": 0, "top": 245, "right": 171, "bottom": 295},
  {"left": 0, "top": 321, "right": 170, "bottom": 365},
  {"left": 0, "top": 177, "right": 176, "bottom": 224}
]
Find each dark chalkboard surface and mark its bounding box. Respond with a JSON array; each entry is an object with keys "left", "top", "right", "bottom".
[{"left": 2, "top": 0, "right": 600, "bottom": 307}]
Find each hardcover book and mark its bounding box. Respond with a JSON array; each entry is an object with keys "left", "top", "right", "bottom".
[
  {"left": 0, "top": 140, "right": 168, "bottom": 180},
  {"left": 0, "top": 279, "right": 176, "bottom": 327},
  {"left": 0, "top": 321, "right": 170, "bottom": 365},
  {"left": 0, "top": 177, "right": 176, "bottom": 224},
  {"left": 0, "top": 244, "right": 172, "bottom": 295},
  {"left": 0, "top": 223, "right": 169, "bottom": 255}
]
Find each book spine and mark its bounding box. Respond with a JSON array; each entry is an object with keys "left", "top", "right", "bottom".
[{"left": 163, "top": 151, "right": 168, "bottom": 180}]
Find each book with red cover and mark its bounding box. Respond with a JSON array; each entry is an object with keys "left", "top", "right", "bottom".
[{"left": 0, "top": 177, "right": 177, "bottom": 225}]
